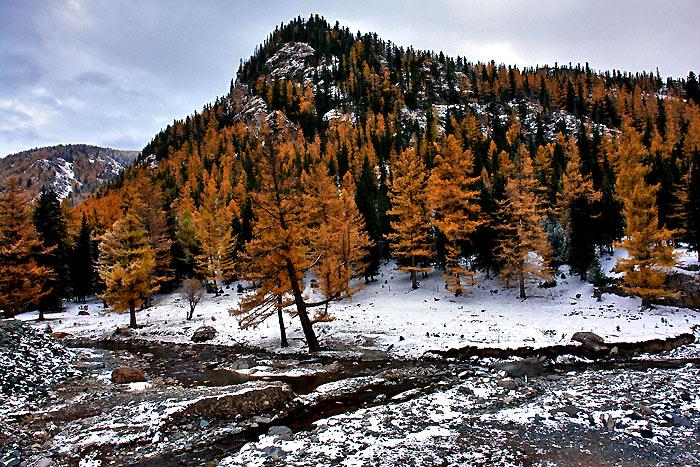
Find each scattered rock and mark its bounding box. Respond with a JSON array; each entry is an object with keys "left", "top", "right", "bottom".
[
  {"left": 191, "top": 326, "right": 217, "bottom": 343},
  {"left": 361, "top": 349, "right": 390, "bottom": 362},
  {"left": 323, "top": 362, "right": 343, "bottom": 373},
  {"left": 600, "top": 413, "right": 615, "bottom": 429},
  {"left": 664, "top": 413, "right": 692, "bottom": 427},
  {"left": 497, "top": 378, "right": 519, "bottom": 390},
  {"left": 0, "top": 450, "right": 21, "bottom": 467},
  {"left": 77, "top": 310, "right": 90, "bottom": 316},
  {"left": 230, "top": 358, "right": 254, "bottom": 370},
  {"left": 199, "top": 419, "right": 209, "bottom": 428},
  {"left": 261, "top": 446, "right": 286, "bottom": 460},
  {"left": 111, "top": 366, "right": 146, "bottom": 384},
  {"left": 680, "top": 392, "right": 691, "bottom": 402},
  {"left": 492, "top": 357, "right": 545, "bottom": 378},
  {"left": 0, "top": 320, "right": 80, "bottom": 402},
  {"left": 268, "top": 425, "right": 293, "bottom": 437},
  {"left": 114, "top": 327, "right": 132, "bottom": 337},
  {"left": 549, "top": 405, "right": 581, "bottom": 418}
]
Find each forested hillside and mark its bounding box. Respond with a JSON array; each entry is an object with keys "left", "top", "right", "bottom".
[
  {"left": 3, "top": 15, "right": 700, "bottom": 350},
  {"left": 0, "top": 144, "right": 139, "bottom": 201}
]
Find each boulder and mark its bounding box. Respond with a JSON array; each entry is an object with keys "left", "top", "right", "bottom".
[
  {"left": 492, "top": 357, "right": 545, "bottom": 378},
  {"left": 191, "top": 326, "right": 217, "bottom": 343},
  {"left": 111, "top": 366, "right": 145, "bottom": 384},
  {"left": 571, "top": 331, "right": 609, "bottom": 355}
]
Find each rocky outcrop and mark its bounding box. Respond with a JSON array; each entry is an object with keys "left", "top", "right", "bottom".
[{"left": 163, "top": 382, "right": 294, "bottom": 428}]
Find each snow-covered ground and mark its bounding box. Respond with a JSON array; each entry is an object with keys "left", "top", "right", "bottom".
[
  {"left": 221, "top": 360, "right": 700, "bottom": 466},
  {"left": 19, "top": 250, "right": 700, "bottom": 359}
]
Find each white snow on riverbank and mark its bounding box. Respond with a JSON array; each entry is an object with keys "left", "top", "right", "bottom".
[{"left": 18, "top": 251, "right": 700, "bottom": 359}]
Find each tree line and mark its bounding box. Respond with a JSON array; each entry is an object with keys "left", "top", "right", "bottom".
[{"left": 2, "top": 16, "right": 699, "bottom": 352}]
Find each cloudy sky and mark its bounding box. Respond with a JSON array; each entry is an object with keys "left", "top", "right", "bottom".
[{"left": 1, "top": 0, "right": 697, "bottom": 158}]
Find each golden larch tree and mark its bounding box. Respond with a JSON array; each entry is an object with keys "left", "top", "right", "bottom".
[
  {"left": 195, "top": 175, "right": 236, "bottom": 294},
  {"left": 0, "top": 180, "right": 54, "bottom": 318},
  {"left": 233, "top": 126, "right": 371, "bottom": 351},
  {"left": 387, "top": 147, "right": 434, "bottom": 289},
  {"left": 613, "top": 124, "right": 677, "bottom": 306},
  {"left": 98, "top": 208, "right": 155, "bottom": 328},
  {"left": 495, "top": 147, "right": 551, "bottom": 298},
  {"left": 304, "top": 167, "right": 372, "bottom": 320},
  {"left": 427, "top": 135, "right": 482, "bottom": 296}
]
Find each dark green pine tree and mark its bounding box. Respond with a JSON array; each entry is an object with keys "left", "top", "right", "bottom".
[
  {"left": 355, "top": 157, "right": 381, "bottom": 280},
  {"left": 678, "top": 151, "right": 700, "bottom": 260},
  {"left": 33, "top": 187, "right": 71, "bottom": 314},
  {"left": 686, "top": 71, "right": 700, "bottom": 105},
  {"left": 70, "top": 214, "right": 95, "bottom": 303}
]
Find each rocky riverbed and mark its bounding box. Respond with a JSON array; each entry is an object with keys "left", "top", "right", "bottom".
[{"left": 1, "top": 320, "right": 699, "bottom": 466}]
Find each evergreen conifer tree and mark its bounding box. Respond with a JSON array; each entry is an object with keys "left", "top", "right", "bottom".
[
  {"left": 70, "top": 214, "right": 94, "bottom": 303},
  {"left": 33, "top": 186, "right": 71, "bottom": 313},
  {"left": 557, "top": 138, "right": 601, "bottom": 280}
]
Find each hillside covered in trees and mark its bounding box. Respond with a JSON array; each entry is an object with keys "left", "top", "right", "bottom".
[
  {"left": 0, "top": 144, "right": 139, "bottom": 201},
  {"left": 4, "top": 15, "right": 700, "bottom": 351}
]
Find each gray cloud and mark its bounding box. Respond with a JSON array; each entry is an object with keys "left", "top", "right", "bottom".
[{"left": 1, "top": 0, "right": 698, "bottom": 157}]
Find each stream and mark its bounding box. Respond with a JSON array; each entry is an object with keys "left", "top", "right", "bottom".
[
  {"left": 3, "top": 333, "right": 695, "bottom": 467},
  {"left": 48, "top": 338, "right": 698, "bottom": 467}
]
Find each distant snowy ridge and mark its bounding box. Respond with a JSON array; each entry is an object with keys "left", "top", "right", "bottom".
[{"left": 0, "top": 144, "right": 139, "bottom": 201}]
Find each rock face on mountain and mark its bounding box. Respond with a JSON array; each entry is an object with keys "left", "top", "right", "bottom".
[{"left": 0, "top": 144, "right": 139, "bottom": 200}]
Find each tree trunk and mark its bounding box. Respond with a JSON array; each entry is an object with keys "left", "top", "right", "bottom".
[
  {"left": 187, "top": 306, "right": 193, "bottom": 320},
  {"left": 286, "top": 259, "right": 319, "bottom": 351},
  {"left": 518, "top": 264, "right": 526, "bottom": 299},
  {"left": 129, "top": 303, "right": 137, "bottom": 328},
  {"left": 410, "top": 256, "right": 418, "bottom": 289},
  {"left": 38, "top": 308, "right": 45, "bottom": 321},
  {"left": 295, "top": 301, "right": 319, "bottom": 351},
  {"left": 277, "top": 295, "right": 288, "bottom": 348}
]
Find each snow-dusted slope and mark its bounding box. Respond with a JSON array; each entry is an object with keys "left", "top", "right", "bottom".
[
  {"left": 20, "top": 250, "right": 700, "bottom": 360},
  {"left": 0, "top": 144, "right": 139, "bottom": 200}
]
